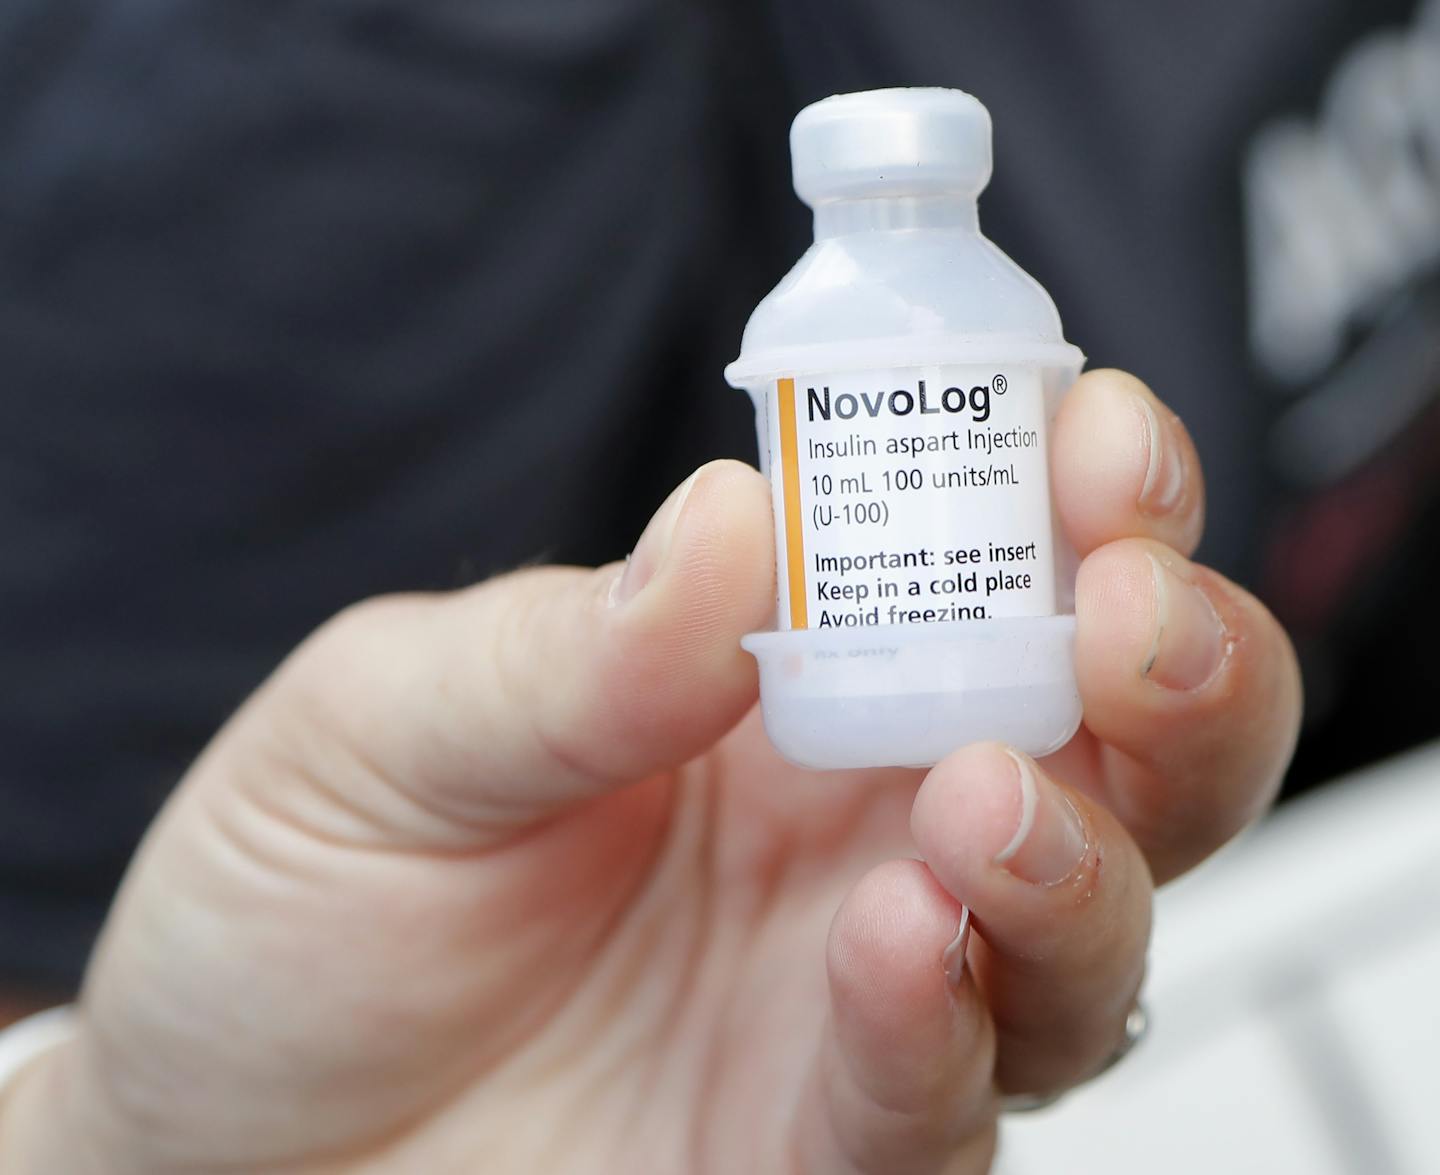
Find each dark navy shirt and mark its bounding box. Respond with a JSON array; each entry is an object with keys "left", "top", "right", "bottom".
[{"left": 3, "top": 0, "right": 1437, "bottom": 990}]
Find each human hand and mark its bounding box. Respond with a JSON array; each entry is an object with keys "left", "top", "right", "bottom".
[{"left": 0, "top": 369, "right": 1300, "bottom": 1174}]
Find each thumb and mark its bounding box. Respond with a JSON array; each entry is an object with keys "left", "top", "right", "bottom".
[{"left": 222, "top": 459, "right": 775, "bottom": 849}]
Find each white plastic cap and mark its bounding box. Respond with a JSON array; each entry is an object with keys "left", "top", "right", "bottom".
[{"left": 790, "top": 87, "right": 993, "bottom": 208}]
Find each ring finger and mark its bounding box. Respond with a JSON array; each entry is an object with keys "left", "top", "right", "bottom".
[{"left": 910, "top": 742, "right": 1154, "bottom": 1097}]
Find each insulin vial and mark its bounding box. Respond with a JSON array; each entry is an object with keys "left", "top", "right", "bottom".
[{"left": 728, "top": 88, "right": 1085, "bottom": 770}]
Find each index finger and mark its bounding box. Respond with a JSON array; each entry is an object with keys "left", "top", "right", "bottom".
[{"left": 1052, "top": 368, "right": 1206, "bottom": 558}]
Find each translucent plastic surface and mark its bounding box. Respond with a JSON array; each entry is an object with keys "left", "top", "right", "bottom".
[{"left": 728, "top": 87, "right": 1085, "bottom": 770}]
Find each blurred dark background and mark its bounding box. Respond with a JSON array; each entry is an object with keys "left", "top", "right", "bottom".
[{"left": 3, "top": 0, "right": 1439, "bottom": 1001}]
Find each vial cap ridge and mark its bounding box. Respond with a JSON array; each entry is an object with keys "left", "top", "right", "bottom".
[{"left": 790, "top": 87, "right": 993, "bottom": 207}]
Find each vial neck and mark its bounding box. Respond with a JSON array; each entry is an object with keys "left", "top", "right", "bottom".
[{"left": 812, "top": 194, "right": 979, "bottom": 239}]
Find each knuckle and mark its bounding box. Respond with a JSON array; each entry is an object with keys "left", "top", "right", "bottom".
[
  {"left": 303, "top": 593, "right": 428, "bottom": 674},
  {"left": 482, "top": 568, "right": 617, "bottom": 786},
  {"left": 262, "top": 593, "right": 434, "bottom": 752}
]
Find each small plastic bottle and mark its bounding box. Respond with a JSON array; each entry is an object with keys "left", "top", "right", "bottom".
[{"left": 728, "top": 87, "right": 1084, "bottom": 770}]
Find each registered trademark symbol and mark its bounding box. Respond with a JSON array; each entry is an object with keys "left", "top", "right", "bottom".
[{"left": 993, "top": 374, "right": 1008, "bottom": 394}]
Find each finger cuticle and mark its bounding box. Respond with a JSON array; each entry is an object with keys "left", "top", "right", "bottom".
[
  {"left": 610, "top": 471, "right": 700, "bottom": 607},
  {"left": 942, "top": 906, "right": 972, "bottom": 987},
  {"left": 994, "top": 750, "right": 1090, "bottom": 887},
  {"left": 1136, "top": 396, "right": 1185, "bottom": 517},
  {"left": 1142, "top": 554, "right": 1229, "bottom": 691}
]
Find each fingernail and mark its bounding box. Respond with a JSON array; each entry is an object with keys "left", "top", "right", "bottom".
[
  {"left": 1136, "top": 396, "right": 1184, "bottom": 516},
  {"left": 1142, "top": 554, "right": 1226, "bottom": 691},
  {"left": 610, "top": 472, "right": 699, "bottom": 606},
  {"left": 993, "top": 750, "right": 1088, "bottom": 886},
  {"left": 943, "top": 906, "right": 971, "bottom": 987}
]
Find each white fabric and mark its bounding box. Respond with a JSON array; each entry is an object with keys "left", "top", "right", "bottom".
[{"left": 999, "top": 740, "right": 1440, "bottom": 1174}]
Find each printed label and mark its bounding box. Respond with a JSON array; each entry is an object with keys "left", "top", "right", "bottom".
[{"left": 766, "top": 365, "right": 1056, "bottom": 630}]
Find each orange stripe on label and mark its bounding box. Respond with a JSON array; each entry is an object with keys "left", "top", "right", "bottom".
[{"left": 777, "top": 378, "right": 808, "bottom": 630}]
